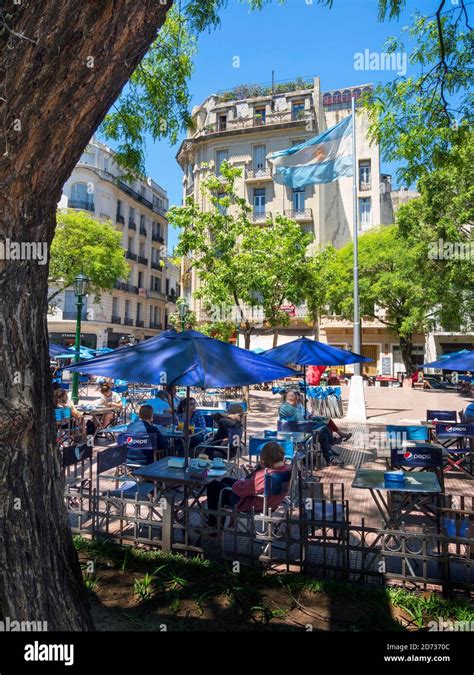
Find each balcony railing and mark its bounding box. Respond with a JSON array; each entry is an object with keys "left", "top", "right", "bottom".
[
  {"left": 149, "top": 322, "right": 163, "bottom": 330},
  {"left": 69, "top": 199, "right": 94, "bottom": 212},
  {"left": 128, "top": 220, "right": 137, "bottom": 231},
  {"left": 359, "top": 181, "right": 372, "bottom": 192},
  {"left": 167, "top": 294, "right": 177, "bottom": 303},
  {"left": 151, "top": 261, "right": 162, "bottom": 271},
  {"left": 251, "top": 211, "right": 272, "bottom": 224},
  {"left": 136, "top": 320, "right": 144, "bottom": 328},
  {"left": 125, "top": 251, "right": 137, "bottom": 261},
  {"left": 148, "top": 289, "right": 166, "bottom": 301},
  {"left": 152, "top": 202, "right": 168, "bottom": 217},
  {"left": 284, "top": 208, "right": 313, "bottom": 221},
  {"left": 114, "top": 281, "right": 139, "bottom": 294},
  {"left": 111, "top": 315, "right": 122, "bottom": 324},
  {"left": 245, "top": 168, "right": 272, "bottom": 180},
  {"left": 137, "top": 255, "right": 148, "bottom": 266},
  {"left": 152, "top": 233, "right": 165, "bottom": 244},
  {"left": 198, "top": 110, "right": 315, "bottom": 137},
  {"left": 139, "top": 227, "right": 147, "bottom": 236},
  {"left": 117, "top": 180, "right": 154, "bottom": 210},
  {"left": 116, "top": 214, "right": 125, "bottom": 225},
  {"left": 124, "top": 317, "right": 134, "bottom": 326}
]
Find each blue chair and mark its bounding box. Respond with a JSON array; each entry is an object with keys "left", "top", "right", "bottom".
[
  {"left": 443, "top": 516, "right": 470, "bottom": 538},
  {"left": 264, "top": 429, "right": 278, "bottom": 438},
  {"left": 96, "top": 444, "right": 154, "bottom": 500},
  {"left": 278, "top": 420, "right": 313, "bottom": 433},
  {"left": 249, "top": 437, "right": 294, "bottom": 462},
  {"left": 386, "top": 424, "right": 429, "bottom": 449}
]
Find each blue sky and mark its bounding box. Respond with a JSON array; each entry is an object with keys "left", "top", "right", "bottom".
[{"left": 107, "top": 0, "right": 442, "bottom": 249}]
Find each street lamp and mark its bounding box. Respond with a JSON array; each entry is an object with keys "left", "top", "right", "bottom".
[
  {"left": 71, "top": 271, "right": 90, "bottom": 404},
  {"left": 178, "top": 299, "right": 189, "bottom": 332}
]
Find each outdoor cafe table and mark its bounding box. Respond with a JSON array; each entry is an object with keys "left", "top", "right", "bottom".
[
  {"left": 352, "top": 468, "right": 442, "bottom": 530},
  {"left": 132, "top": 458, "right": 234, "bottom": 552},
  {"left": 77, "top": 406, "right": 117, "bottom": 438}
]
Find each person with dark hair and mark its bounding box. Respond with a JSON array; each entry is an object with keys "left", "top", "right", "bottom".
[
  {"left": 98, "top": 383, "right": 123, "bottom": 427},
  {"left": 211, "top": 403, "right": 244, "bottom": 443},
  {"left": 206, "top": 442, "right": 290, "bottom": 527},
  {"left": 125, "top": 404, "right": 167, "bottom": 464},
  {"left": 176, "top": 397, "right": 206, "bottom": 451}
]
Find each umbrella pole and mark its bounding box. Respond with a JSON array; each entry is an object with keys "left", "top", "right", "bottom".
[
  {"left": 303, "top": 365, "right": 307, "bottom": 418},
  {"left": 184, "top": 386, "right": 190, "bottom": 470}
]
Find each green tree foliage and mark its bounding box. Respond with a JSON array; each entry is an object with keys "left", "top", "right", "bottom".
[
  {"left": 327, "top": 225, "right": 470, "bottom": 374},
  {"left": 49, "top": 210, "right": 130, "bottom": 304},
  {"left": 364, "top": 3, "right": 473, "bottom": 185},
  {"left": 170, "top": 161, "right": 313, "bottom": 348}
]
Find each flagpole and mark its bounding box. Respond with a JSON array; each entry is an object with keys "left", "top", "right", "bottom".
[
  {"left": 346, "top": 95, "right": 367, "bottom": 422},
  {"left": 351, "top": 95, "right": 361, "bottom": 371}
]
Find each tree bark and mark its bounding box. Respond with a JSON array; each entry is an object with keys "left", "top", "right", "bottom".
[
  {"left": 399, "top": 335, "right": 415, "bottom": 376},
  {"left": 0, "top": 0, "right": 171, "bottom": 630},
  {"left": 272, "top": 328, "right": 278, "bottom": 348}
]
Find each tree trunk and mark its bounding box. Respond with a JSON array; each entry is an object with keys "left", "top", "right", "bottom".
[
  {"left": 399, "top": 335, "right": 415, "bottom": 376},
  {"left": 313, "top": 316, "right": 320, "bottom": 341},
  {"left": 272, "top": 328, "right": 279, "bottom": 348},
  {"left": 0, "top": 0, "right": 171, "bottom": 630}
]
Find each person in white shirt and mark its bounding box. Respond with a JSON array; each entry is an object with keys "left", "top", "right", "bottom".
[{"left": 98, "top": 383, "right": 123, "bottom": 426}]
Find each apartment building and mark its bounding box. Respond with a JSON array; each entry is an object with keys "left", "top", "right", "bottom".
[
  {"left": 176, "top": 77, "right": 429, "bottom": 375},
  {"left": 49, "top": 138, "right": 178, "bottom": 349}
]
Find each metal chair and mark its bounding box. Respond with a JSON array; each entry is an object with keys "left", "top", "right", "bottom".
[
  {"left": 95, "top": 444, "right": 155, "bottom": 500},
  {"left": 195, "top": 427, "right": 244, "bottom": 463}
]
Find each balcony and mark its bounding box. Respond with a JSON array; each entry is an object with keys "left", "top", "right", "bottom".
[
  {"left": 111, "top": 315, "right": 122, "bottom": 324},
  {"left": 69, "top": 199, "right": 94, "bottom": 212},
  {"left": 149, "top": 322, "right": 163, "bottom": 330},
  {"left": 284, "top": 208, "right": 313, "bottom": 221},
  {"left": 151, "top": 261, "right": 162, "bottom": 271},
  {"left": 117, "top": 180, "right": 154, "bottom": 210},
  {"left": 125, "top": 251, "right": 137, "bottom": 261},
  {"left": 152, "top": 202, "right": 168, "bottom": 217},
  {"left": 152, "top": 233, "right": 165, "bottom": 244},
  {"left": 124, "top": 317, "right": 134, "bottom": 326},
  {"left": 148, "top": 289, "right": 166, "bottom": 301},
  {"left": 167, "top": 293, "right": 177, "bottom": 303},
  {"left": 114, "top": 281, "right": 139, "bottom": 294},
  {"left": 197, "top": 110, "right": 315, "bottom": 137},
  {"left": 251, "top": 211, "right": 272, "bottom": 224},
  {"left": 128, "top": 220, "right": 137, "bottom": 231},
  {"left": 136, "top": 255, "right": 147, "bottom": 266},
  {"left": 136, "top": 320, "right": 144, "bottom": 328},
  {"left": 245, "top": 168, "right": 272, "bottom": 181},
  {"left": 139, "top": 227, "right": 147, "bottom": 236},
  {"left": 359, "top": 181, "right": 372, "bottom": 192},
  {"left": 116, "top": 214, "right": 125, "bottom": 225}
]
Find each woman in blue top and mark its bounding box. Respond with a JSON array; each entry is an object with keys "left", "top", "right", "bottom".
[{"left": 176, "top": 397, "right": 207, "bottom": 452}]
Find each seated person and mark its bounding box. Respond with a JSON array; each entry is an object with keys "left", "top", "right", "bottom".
[
  {"left": 53, "top": 388, "right": 83, "bottom": 424},
  {"left": 280, "top": 390, "right": 351, "bottom": 441},
  {"left": 206, "top": 442, "right": 290, "bottom": 527},
  {"left": 125, "top": 404, "right": 167, "bottom": 464},
  {"left": 211, "top": 403, "right": 244, "bottom": 443},
  {"left": 176, "top": 397, "right": 207, "bottom": 451},
  {"left": 278, "top": 390, "right": 343, "bottom": 466},
  {"left": 166, "top": 385, "right": 181, "bottom": 410},
  {"left": 149, "top": 390, "right": 173, "bottom": 416},
  {"left": 98, "top": 383, "right": 123, "bottom": 427}
]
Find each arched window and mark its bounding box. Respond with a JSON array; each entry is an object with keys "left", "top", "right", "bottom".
[
  {"left": 333, "top": 91, "right": 341, "bottom": 104},
  {"left": 70, "top": 182, "right": 94, "bottom": 211},
  {"left": 342, "top": 89, "right": 351, "bottom": 103},
  {"left": 323, "top": 93, "right": 332, "bottom": 106}
]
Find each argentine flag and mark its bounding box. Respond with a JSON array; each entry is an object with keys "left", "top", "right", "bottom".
[{"left": 268, "top": 114, "right": 353, "bottom": 189}]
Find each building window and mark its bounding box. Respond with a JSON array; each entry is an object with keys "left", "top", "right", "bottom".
[
  {"left": 128, "top": 236, "right": 134, "bottom": 253},
  {"left": 140, "top": 214, "right": 146, "bottom": 230},
  {"left": 359, "top": 197, "right": 372, "bottom": 231},
  {"left": 80, "top": 151, "right": 94, "bottom": 166},
  {"left": 136, "top": 303, "right": 142, "bottom": 322},
  {"left": 216, "top": 149, "right": 228, "bottom": 175},
  {"left": 359, "top": 161, "right": 371, "bottom": 191},
  {"left": 216, "top": 192, "right": 227, "bottom": 215},
  {"left": 138, "top": 271, "right": 143, "bottom": 289},
  {"left": 112, "top": 297, "right": 119, "bottom": 317},
  {"left": 253, "top": 188, "right": 266, "bottom": 216},
  {"left": 64, "top": 290, "right": 87, "bottom": 320},
  {"left": 129, "top": 206, "right": 135, "bottom": 225},
  {"left": 186, "top": 164, "right": 194, "bottom": 186},
  {"left": 125, "top": 300, "right": 130, "bottom": 320},
  {"left": 291, "top": 101, "right": 305, "bottom": 121},
  {"left": 253, "top": 145, "right": 266, "bottom": 171},
  {"left": 116, "top": 200, "right": 123, "bottom": 218},
  {"left": 70, "top": 182, "right": 94, "bottom": 210},
  {"left": 218, "top": 114, "right": 227, "bottom": 131},
  {"left": 254, "top": 107, "right": 266, "bottom": 125},
  {"left": 293, "top": 187, "right": 305, "bottom": 212}
]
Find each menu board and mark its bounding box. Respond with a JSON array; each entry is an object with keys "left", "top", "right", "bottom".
[{"left": 381, "top": 356, "right": 392, "bottom": 376}]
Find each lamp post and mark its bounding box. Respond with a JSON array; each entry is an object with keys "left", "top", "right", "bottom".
[
  {"left": 71, "top": 271, "right": 90, "bottom": 404},
  {"left": 178, "top": 298, "right": 189, "bottom": 332}
]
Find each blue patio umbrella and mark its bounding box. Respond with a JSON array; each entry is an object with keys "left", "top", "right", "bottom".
[
  {"left": 439, "top": 349, "right": 470, "bottom": 360},
  {"left": 66, "top": 329, "right": 298, "bottom": 466},
  {"left": 422, "top": 351, "right": 474, "bottom": 371},
  {"left": 49, "top": 343, "right": 65, "bottom": 358},
  {"left": 263, "top": 336, "right": 371, "bottom": 410}
]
